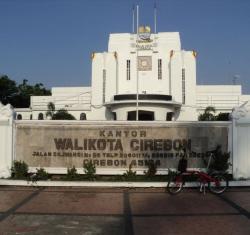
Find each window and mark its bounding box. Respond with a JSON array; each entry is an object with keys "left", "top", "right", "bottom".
[
  {"left": 182, "top": 68, "right": 185, "bottom": 104},
  {"left": 103, "top": 69, "right": 106, "bottom": 103},
  {"left": 166, "top": 112, "right": 174, "bottom": 121},
  {"left": 38, "top": 113, "right": 44, "bottom": 120},
  {"left": 158, "top": 59, "right": 162, "bottom": 80},
  {"left": 127, "top": 110, "right": 154, "bottom": 121},
  {"left": 17, "top": 114, "right": 22, "bottom": 120},
  {"left": 30, "top": 114, "right": 33, "bottom": 120},
  {"left": 126, "top": 60, "right": 131, "bottom": 80},
  {"left": 80, "top": 113, "right": 87, "bottom": 120},
  {"left": 112, "top": 112, "right": 117, "bottom": 120}
]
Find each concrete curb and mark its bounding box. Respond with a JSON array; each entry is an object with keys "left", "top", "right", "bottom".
[{"left": 0, "top": 179, "right": 250, "bottom": 187}]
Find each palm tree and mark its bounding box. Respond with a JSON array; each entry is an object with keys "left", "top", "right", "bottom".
[
  {"left": 46, "top": 102, "right": 55, "bottom": 119},
  {"left": 198, "top": 106, "right": 216, "bottom": 121}
]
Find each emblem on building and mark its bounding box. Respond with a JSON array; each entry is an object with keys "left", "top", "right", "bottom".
[{"left": 138, "top": 26, "right": 151, "bottom": 41}]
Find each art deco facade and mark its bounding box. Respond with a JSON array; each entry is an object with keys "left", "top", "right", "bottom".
[{"left": 15, "top": 27, "right": 250, "bottom": 121}]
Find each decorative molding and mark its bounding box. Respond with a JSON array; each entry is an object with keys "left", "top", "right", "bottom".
[
  {"left": 0, "top": 169, "right": 11, "bottom": 178},
  {"left": 170, "top": 50, "right": 174, "bottom": 58},
  {"left": 231, "top": 101, "right": 250, "bottom": 120},
  {"left": 0, "top": 179, "right": 248, "bottom": 187},
  {"left": 192, "top": 50, "right": 197, "bottom": 58},
  {"left": 0, "top": 102, "right": 15, "bottom": 120}
]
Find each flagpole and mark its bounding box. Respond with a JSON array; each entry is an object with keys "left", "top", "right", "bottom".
[
  {"left": 136, "top": 5, "right": 139, "bottom": 121},
  {"left": 132, "top": 5, "right": 135, "bottom": 33},
  {"left": 154, "top": 2, "right": 157, "bottom": 34}
]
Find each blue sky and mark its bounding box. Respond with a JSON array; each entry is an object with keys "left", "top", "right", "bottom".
[{"left": 0, "top": 0, "right": 250, "bottom": 93}]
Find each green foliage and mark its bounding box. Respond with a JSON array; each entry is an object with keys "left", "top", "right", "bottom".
[
  {"left": 209, "top": 152, "right": 230, "bottom": 172},
  {"left": 46, "top": 102, "right": 55, "bottom": 119},
  {"left": 35, "top": 168, "right": 49, "bottom": 180},
  {"left": 0, "top": 75, "right": 51, "bottom": 108},
  {"left": 198, "top": 106, "right": 230, "bottom": 121},
  {"left": 216, "top": 112, "right": 230, "bottom": 121},
  {"left": 11, "top": 161, "right": 29, "bottom": 179},
  {"left": 144, "top": 161, "right": 157, "bottom": 178},
  {"left": 30, "top": 168, "right": 50, "bottom": 182},
  {"left": 167, "top": 169, "right": 178, "bottom": 178},
  {"left": 198, "top": 106, "right": 216, "bottom": 121},
  {"left": 46, "top": 102, "right": 76, "bottom": 120},
  {"left": 52, "top": 109, "right": 76, "bottom": 120},
  {"left": 123, "top": 163, "right": 137, "bottom": 181},
  {"left": 0, "top": 75, "right": 18, "bottom": 105},
  {"left": 83, "top": 162, "right": 96, "bottom": 180},
  {"left": 65, "top": 166, "right": 80, "bottom": 180}
]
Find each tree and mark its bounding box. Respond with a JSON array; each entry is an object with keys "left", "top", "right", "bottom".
[
  {"left": 45, "top": 102, "right": 76, "bottom": 120},
  {"left": 13, "top": 79, "right": 32, "bottom": 107},
  {"left": 14, "top": 79, "right": 51, "bottom": 108},
  {"left": 198, "top": 106, "right": 230, "bottom": 121},
  {"left": 52, "top": 109, "right": 76, "bottom": 120},
  {"left": 0, "top": 75, "right": 18, "bottom": 105},
  {"left": 32, "top": 83, "right": 51, "bottom": 96},
  {"left": 198, "top": 106, "right": 216, "bottom": 121},
  {"left": 0, "top": 75, "right": 51, "bottom": 108},
  {"left": 46, "top": 102, "right": 55, "bottom": 119}
]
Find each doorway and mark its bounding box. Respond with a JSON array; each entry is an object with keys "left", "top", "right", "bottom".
[{"left": 127, "top": 110, "right": 154, "bottom": 121}]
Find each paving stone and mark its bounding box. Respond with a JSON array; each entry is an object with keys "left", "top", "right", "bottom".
[
  {"left": 0, "top": 214, "right": 124, "bottom": 235},
  {"left": 17, "top": 192, "right": 123, "bottom": 215},
  {"left": 133, "top": 215, "right": 250, "bottom": 235},
  {"left": 0, "top": 186, "right": 249, "bottom": 235},
  {"left": 223, "top": 191, "right": 250, "bottom": 212},
  {"left": 130, "top": 192, "right": 237, "bottom": 215},
  {"left": 0, "top": 189, "right": 36, "bottom": 212}
]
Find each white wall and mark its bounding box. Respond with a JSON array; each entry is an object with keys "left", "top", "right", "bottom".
[
  {"left": 4, "top": 104, "right": 250, "bottom": 179},
  {"left": 104, "top": 53, "right": 117, "bottom": 102},
  {"left": 232, "top": 102, "right": 250, "bottom": 179},
  {"left": 91, "top": 53, "right": 105, "bottom": 105},
  {"left": 108, "top": 32, "right": 181, "bottom": 96},
  {"left": 14, "top": 30, "right": 250, "bottom": 122},
  {"left": 0, "top": 103, "right": 14, "bottom": 178},
  {"left": 169, "top": 51, "right": 182, "bottom": 103},
  {"left": 196, "top": 85, "right": 242, "bottom": 112}
]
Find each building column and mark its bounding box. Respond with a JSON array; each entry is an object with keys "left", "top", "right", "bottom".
[{"left": 0, "top": 103, "right": 15, "bottom": 178}]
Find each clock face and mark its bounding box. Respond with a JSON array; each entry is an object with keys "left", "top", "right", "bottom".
[{"left": 138, "top": 56, "right": 152, "bottom": 71}]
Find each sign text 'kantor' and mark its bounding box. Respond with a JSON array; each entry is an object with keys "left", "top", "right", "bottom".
[{"left": 15, "top": 125, "right": 229, "bottom": 170}]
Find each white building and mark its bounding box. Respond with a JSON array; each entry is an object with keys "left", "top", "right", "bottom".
[{"left": 15, "top": 26, "right": 250, "bottom": 121}]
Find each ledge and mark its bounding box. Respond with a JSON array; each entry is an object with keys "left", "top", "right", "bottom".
[{"left": 0, "top": 179, "right": 249, "bottom": 187}]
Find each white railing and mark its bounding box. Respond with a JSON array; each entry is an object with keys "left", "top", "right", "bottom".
[
  {"left": 31, "top": 92, "right": 91, "bottom": 110},
  {"left": 196, "top": 95, "right": 241, "bottom": 109}
]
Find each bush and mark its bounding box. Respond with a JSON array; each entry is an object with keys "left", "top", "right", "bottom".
[
  {"left": 52, "top": 109, "right": 76, "bottom": 120},
  {"left": 209, "top": 152, "right": 230, "bottom": 172},
  {"left": 144, "top": 161, "right": 157, "bottom": 178},
  {"left": 30, "top": 168, "right": 49, "bottom": 182},
  {"left": 83, "top": 162, "right": 96, "bottom": 180},
  {"left": 123, "top": 163, "right": 137, "bottom": 181},
  {"left": 11, "top": 161, "right": 28, "bottom": 179},
  {"left": 216, "top": 112, "right": 230, "bottom": 121},
  {"left": 65, "top": 166, "right": 80, "bottom": 181}
]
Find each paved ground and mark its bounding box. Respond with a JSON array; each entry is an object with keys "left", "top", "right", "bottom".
[{"left": 0, "top": 186, "right": 249, "bottom": 235}]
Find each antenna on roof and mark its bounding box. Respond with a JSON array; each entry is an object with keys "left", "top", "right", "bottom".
[
  {"left": 233, "top": 75, "right": 240, "bottom": 85},
  {"left": 154, "top": 2, "right": 157, "bottom": 33},
  {"left": 132, "top": 4, "right": 135, "bottom": 33}
]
